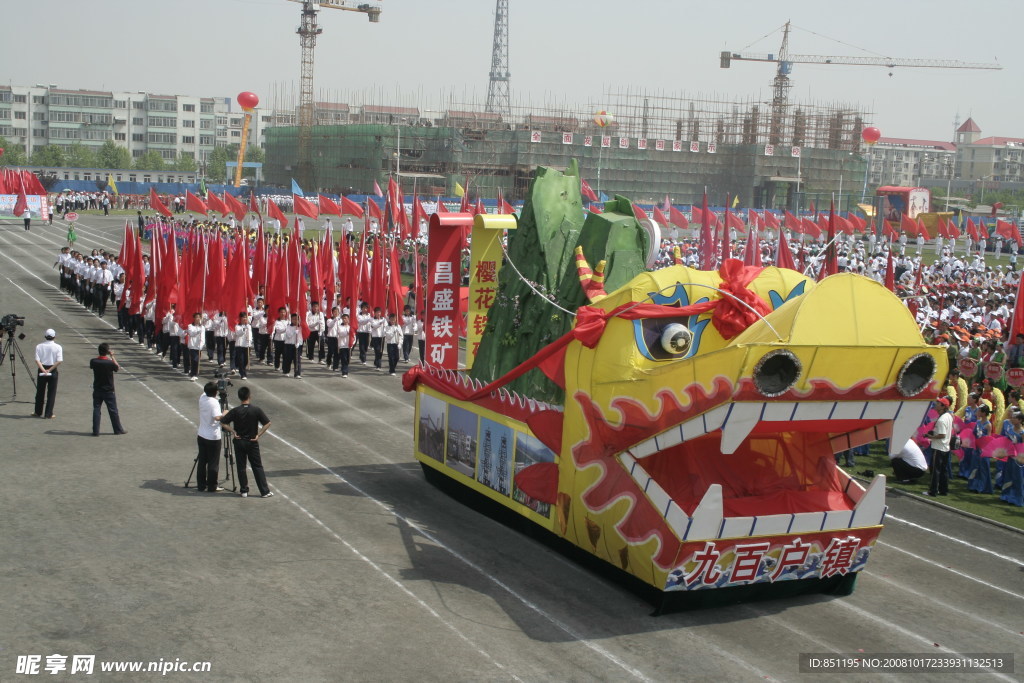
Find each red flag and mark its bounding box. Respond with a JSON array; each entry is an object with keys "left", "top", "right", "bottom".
[
  {"left": 947, "top": 218, "right": 961, "bottom": 239},
  {"left": 588, "top": 204, "right": 603, "bottom": 214},
  {"left": 699, "top": 193, "right": 715, "bottom": 270},
  {"left": 632, "top": 204, "right": 649, "bottom": 222},
  {"left": 150, "top": 188, "right": 173, "bottom": 218},
  {"left": 883, "top": 220, "right": 899, "bottom": 241},
  {"left": 747, "top": 209, "right": 761, "bottom": 231},
  {"left": 460, "top": 188, "right": 471, "bottom": 214},
  {"left": 367, "top": 198, "right": 383, "bottom": 222},
  {"left": 720, "top": 199, "right": 733, "bottom": 264},
  {"left": 318, "top": 194, "right": 342, "bottom": 216},
  {"left": 223, "top": 191, "right": 247, "bottom": 222},
  {"left": 293, "top": 193, "right": 320, "bottom": 219},
  {"left": 763, "top": 210, "right": 780, "bottom": 230},
  {"left": 580, "top": 178, "right": 598, "bottom": 202},
  {"left": 252, "top": 224, "right": 267, "bottom": 292},
  {"left": 743, "top": 225, "right": 761, "bottom": 266},
  {"left": 13, "top": 175, "right": 28, "bottom": 217},
  {"left": 497, "top": 188, "right": 515, "bottom": 214},
  {"left": 308, "top": 243, "right": 323, "bottom": 307},
  {"left": 267, "top": 199, "right": 288, "bottom": 228},
  {"left": 206, "top": 191, "right": 229, "bottom": 217},
  {"left": 784, "top": 210, "right": 801, "bottom": 233},
  {"left": 653, "top": 205, "right": 669, "bottom": 227},
  {"left": 776, "top": 228, "right": 797, "bottom": 270},
  {"left": 248, "top": 192, "right": 261, "bottom": 217},
  {"left": 373, "top": 180, "right": 383, "bottom": 197},
  {"left": 820, "top": 203, "right": 838, "bottom": 280},
  {"left": 900, "top": 213, "right": 918, "bottom": 237},
  {"left": 916, "top": 218, "right": 931, "bottom": 240},
  {"left": 800, "top": 217, "right": 821, "bottom": 239},
  {"left": 412, "top": 195, "right": 427, "bottom": 236},
  {"left": 185, "top": 190, "right": 209, "bottom": 215},
  {"left": 966, "top": 218, "right": 980, "bottom": 242},
  {"left": 808, "top": 200, "right": 816, "bottom": 215},
  {"left": 669, "top": 206, "right": 689, "bottom": 230},
  {"left": 884, "top": 249, "right": 895, "bottom": 292},
  {"left": 935, "top": 217, "right": 948, "bottom": 239},
  {"left": 474, "top": 197, "right": 486, "bottom": 217},
  {"left": 726, "top": 208, "right": 746, "bottom": 233},
  {"left": 340, "top": 195, "right": 365, "bottom": 218}
]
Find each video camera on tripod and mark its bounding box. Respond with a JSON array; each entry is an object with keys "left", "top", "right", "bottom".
[
  {"left": 213, "top": 369, "right": 233, "bottom": 407},
  {"left": 0, "top": 314, "right": 33, "bottom": 396},
  {"left": 1, "top": 314, "right": 26, "bottom": 337}
]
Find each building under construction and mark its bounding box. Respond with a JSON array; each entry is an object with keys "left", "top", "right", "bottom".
[{"left": 263, "top": 88, "right": 869, "bottom": 210}]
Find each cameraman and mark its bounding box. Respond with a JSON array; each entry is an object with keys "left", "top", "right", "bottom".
[
  {"left": 195, "top": 381, "right": 224, "bottom": 493},
  {"left": 219, "top": 386, "right": 273, "bottom": 498}
]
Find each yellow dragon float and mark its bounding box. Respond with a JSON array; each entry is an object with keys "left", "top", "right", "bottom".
[{"left": 404, "top": 164, "right": 945, "bottom": 607}]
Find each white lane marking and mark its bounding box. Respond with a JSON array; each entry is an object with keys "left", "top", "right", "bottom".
[
  {"left": 274, "top": 488, "right": 525, "bottom": 682},
  {"left": 835, "top": 601, "right": 1019, "bottom": 683},
  {"left": 0, "top": 235, "right": 659, "bottom": 683},
  {"left": 862, "top": 570, "right": 1023, "bottom": 639},
  {"left": 885, "top": 514, "right": 1023, "bottom": 565},
  {"left": 876, "top": 541, "right": 1024, "bottom": 601}
]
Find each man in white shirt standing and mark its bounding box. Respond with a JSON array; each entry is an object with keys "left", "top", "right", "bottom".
[
  {"left": 33, "top": 328, "right": 62, "bottom": 419},
  {"left": 925, "top": 397, "right": 953, "bottom": 497},
  {"left": 195, "top": 382, "right": 224, "bottom": 493},
  {"left": 96, "top": 261, "right": 114, "bottom": 318}
]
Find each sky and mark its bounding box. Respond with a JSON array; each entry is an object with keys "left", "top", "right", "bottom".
[{"left": 3, "top": 0, "right": 1020, "bottom": 142}]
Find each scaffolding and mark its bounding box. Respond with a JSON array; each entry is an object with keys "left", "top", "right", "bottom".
[{"left": 263, "top": 85, "right": 869, "bottom": 209}]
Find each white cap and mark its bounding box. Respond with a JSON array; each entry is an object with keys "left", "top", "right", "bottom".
[{"left": 44, "top": 329, "right": 56, "bottom": 339}]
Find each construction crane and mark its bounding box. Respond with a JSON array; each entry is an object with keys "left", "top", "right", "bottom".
[
  {"left": 287, "top": 0, "right": 382, "bottom": 191},
  {"left": 721, "top": 21, "right": 1002, "bottom": 144}
]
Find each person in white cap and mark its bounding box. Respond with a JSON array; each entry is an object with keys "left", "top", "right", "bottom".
[{"left": 33, "top": 328, "right": 62, "bottom": 419}]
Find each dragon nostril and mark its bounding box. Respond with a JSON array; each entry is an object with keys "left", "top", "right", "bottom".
[
  {"left": 753, "top": 350, "right": 801, "bottom": 397},
  {"left": 897, "top": 354, "right": 936, "bottom": 397}
]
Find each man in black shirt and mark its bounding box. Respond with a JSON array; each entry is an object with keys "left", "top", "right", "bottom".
[
  {"left": 219, "top": 386, "right": 273, "bottom": 498},
  {"left": 90, "top": 343, "right": 126, "bottom": 436}
]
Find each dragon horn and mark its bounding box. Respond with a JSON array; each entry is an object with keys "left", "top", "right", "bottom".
[{"left": 574, "top": 246, "right": 608, "bottom": 303}]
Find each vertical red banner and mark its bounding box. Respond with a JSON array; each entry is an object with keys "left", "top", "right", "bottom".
[{"left": 425, "top": 213, "right": 471, "bottom": 368}]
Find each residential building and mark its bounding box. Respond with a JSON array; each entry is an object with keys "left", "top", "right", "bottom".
[{"left": 0, "top": 84, "right": 272, "bottom": 171}]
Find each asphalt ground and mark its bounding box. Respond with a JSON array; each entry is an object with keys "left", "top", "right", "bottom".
[{"left": 1, "top": 215, "right": 1022, "bottom": 682}]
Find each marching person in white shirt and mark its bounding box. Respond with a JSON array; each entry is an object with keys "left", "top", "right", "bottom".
[
  {"left": 369, "top": 306, "right": 386, "bottom": 371},
  {"left": 305, "top": 301, "right": 326, "bottom": 364},
  {"left": 186, "top": 312, "right": 206, "bottom": 381},
  {"left": 213, "top": 311, "right": 229, "bottom": 367},
  {"left": 383, "top": 313, "right": 403, "bottom": 376},
  {"left": 324, "top": 306, "right": 342, "bottom": 372},
  {"left": 233, "top": 311, "right": 253, "bottom": 380},
  {"left": 335, "top": 313, "right": 352, "bottom": 377},
  {"left": 401, "top": 305, "right": 416, "bottom": 363},
  {"left": 271, "top": 307, "right": 288, "bottom": 370},
  {"left": 282, "top": 312, "right": 304, "bottom": 378},
  {"left": 356, "top": 302, "right": 372, "bottom": 364},
  {"left": 251, "top": 298, "right": 268, "bottom": 364}
]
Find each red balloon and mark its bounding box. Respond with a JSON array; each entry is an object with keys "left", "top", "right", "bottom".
[
  {"left": 237, "top": 91, "right": 259, "bottom": 111},
  {"left": 862, "top": 126, "right": 881, "bottom": 144}
]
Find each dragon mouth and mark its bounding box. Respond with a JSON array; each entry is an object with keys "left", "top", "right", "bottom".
[{"left": 619, "top": 398, "right": 929, "bottom": 543}]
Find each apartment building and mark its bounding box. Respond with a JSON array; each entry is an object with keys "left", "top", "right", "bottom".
[{"left": 0, "top": 84, "right": 273, "bottom": 168}]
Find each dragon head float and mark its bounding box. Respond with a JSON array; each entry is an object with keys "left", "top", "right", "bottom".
[{"left": 405, "top": 165, "right": 945, "bottom": 602}]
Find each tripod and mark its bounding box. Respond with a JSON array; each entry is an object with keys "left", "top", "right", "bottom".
[
  {"left": 0, "top": 329, "right": 36, "bottom": 397},
  {"left": 183, "top": 390, "right": 237, "bottom": 492}
]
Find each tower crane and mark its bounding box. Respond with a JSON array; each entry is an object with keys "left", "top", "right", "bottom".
[
  {"left": 287, "top": 0, "right": 382, "bottom": 191},
  {"left": 721, "top": 21, "right": 1002, "bottom": 144}
]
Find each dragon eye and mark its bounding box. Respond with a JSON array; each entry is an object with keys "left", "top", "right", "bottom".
[{"left": 660, "top": 323, "right": 693, "bottom": 355}]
